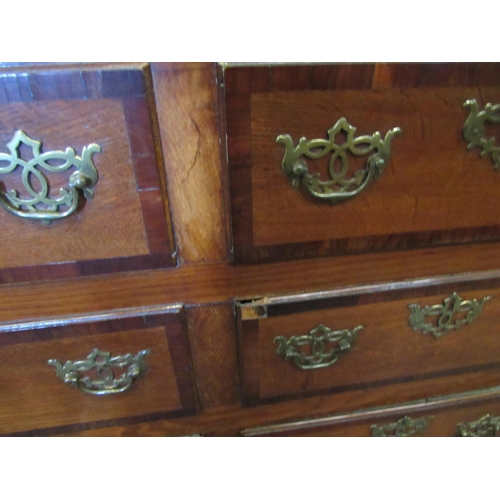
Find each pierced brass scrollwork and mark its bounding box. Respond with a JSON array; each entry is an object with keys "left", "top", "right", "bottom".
[
  {"left": 276, "top": 118, "right": 401, "bottom": 203},
  {"left": 0, "top": 130, "right": 101, "bottom": 223},
  {"left": 274, "top": 323, "right": 362, "bottom": 370},
  {"left": 457, "top": 414, "right": 500, "bottom": 437},
  {"left": 48, "top": 348, "right": 150, "bottom": 395},
  {"left": 408, "top": 292, "right": 491, "bottom": 339},
  {"left": 371, "top": 415, "right": 433, "bottom": 437},
  {"left": 463, "top": 99, "right": 500, "bottom": 170}
]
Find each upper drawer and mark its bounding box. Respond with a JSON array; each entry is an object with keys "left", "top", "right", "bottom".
[
  {"left": 0, "top": 63, "right": 175, "bottom": 284},
  {"left": 237, "top": 272, "right": 500, "bottom": 408},
  {"left": 223, "top": 63, "right": 500, "bottom": 263}
]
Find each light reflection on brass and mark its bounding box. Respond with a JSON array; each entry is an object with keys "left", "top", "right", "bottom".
[
  {"left": 371, "top": 415, "right": 433, "bottom": 437},
  {"left": 0, "top": 130, "right": 100, "bottom": 223},
  {"left": 48, "top": 348, "right": 150, "bottom": 395},
  {"left": 408, "top": 292, "right": 491, "bottom": 339},
  {"left": 276, "top": 118, "right": 401, "bottom": 203},
  {"left": 463, "top": 99, "right": 500, "bottom": 170},
  {"left": 457, "top": 414, "right": 500, "bottom": 437}
]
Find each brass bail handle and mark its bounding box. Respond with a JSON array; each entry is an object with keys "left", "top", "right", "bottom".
[
  {"left": 0, "top": 130, "right": 101, "bottom": 224},
  {"left": 274, "top": 323, "right": 363, "bottom": 370},
  {"left": 277, "top": 117, "right": 401, "bottom": 203},
  {"left": 48, "top": 348, "right": 151, "bottom": 396}
]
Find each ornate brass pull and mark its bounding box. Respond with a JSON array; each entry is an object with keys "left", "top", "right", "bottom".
[
  {"left": 0, "top": 130, "right": 101, "bottom": 224},
  {"left": 48, "top": 348, "right": 150, "bottom": 395},
  {"left": 274, "top": 323, "right": 362, "bottom": 370},
  {"left": 408, "top": 292, "right": 491, "bottom": 339},
  {"left": 463, "top": 99, "right": 500, "bottom": 170},
  {"left": 276, "top": 118, "right": 401, "bottom": 203},
  {"left": 457, "top": 414, "right": 500, "bottom": 437},
  {"left": 371, "top": 415, "right": 433, "bottom": 437}
]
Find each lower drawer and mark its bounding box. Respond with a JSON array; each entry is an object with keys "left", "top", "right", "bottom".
[
  {"left": 242, "top": 386, "right": 500, "bottom": 436},
  {"left": 237, "top": 273, "right": 500, "bottom": 408},
  {"left": 0, "top": 304, "right": 197, "bottom": 435}
]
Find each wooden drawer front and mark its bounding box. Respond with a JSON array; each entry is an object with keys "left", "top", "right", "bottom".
[
  {"left": 0, "top": 63, "right": 175, "bottom": 284},
  {"left": 0, "top": 305, "right": 196, "bottom": 435},
  {"left": 238, "top": 275, "right": 500, "bottom": 408},
  {"left": 224, "top": 63, "right": 500, "bottom": 263},
  {"left": 242, "top": 386, "right": 500, "bottom": 436}
]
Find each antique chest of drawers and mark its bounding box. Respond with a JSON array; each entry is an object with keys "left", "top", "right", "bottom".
[{"left": 1, "top": 62, "right": 500, "bottom": 437}]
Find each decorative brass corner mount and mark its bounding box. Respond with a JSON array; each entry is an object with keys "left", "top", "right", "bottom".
[
  {"left": 276, "top": 118, "right": 401, "bottom": 203},
  {"left": 274, "top": 323, "right": 362, "bottom": 370},
  {"left": 0, "top": 130, "right": 101, "bottom": 223}
]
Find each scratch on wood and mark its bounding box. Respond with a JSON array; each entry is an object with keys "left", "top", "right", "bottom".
[{"left": 181, "top": 115, "right": 201, "bottom": 185}]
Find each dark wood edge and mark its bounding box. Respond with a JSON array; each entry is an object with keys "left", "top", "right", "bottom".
[
  {"left": 168, "top": 308, "right": 198, "bottom": 410},
  {"left": 242, "top": 361, "right": 500, "bottom": 409},
  {"left": 215, "top": 63, "right": 235, "bottom": 262},
  {"left": 143, "top": 64, "right": 178, "bottom": 264},
  {"left": 238, "top": 314, "right": 261, "bottom": 407},
  {"left": 232, "top": 225, "right": 500, "bottom": 264},
  {"left": 0, "top": 303, "right": 184, "bottom": 333},
  {"left": 262, "top": 274, "right": 500, "bottom": 318},
  {"left": 1, "top": 408, "right": 196, "bottom": 437},
  {"left": 241, "top": 384, "right": 500, "bottom": 436},
  {"left": 0, "top": 253, "right": 173, "bottom": 285}
]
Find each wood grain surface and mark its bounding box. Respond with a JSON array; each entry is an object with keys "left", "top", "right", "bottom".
[
  {"left": 151, "top": 63, "right": 230, "bottom": 264},
  {"left": 224, "top": 63, "right": 500, "bottom": 263},
  {"left": 186, "top": 303, "right": 241, "bottom": 409},
  {"left": 0, "top": 64, "right": 176, "bottom": 283},
  {"left": 0, "top": 307, "right": 197, "bottom": 435},
  {"left": 239, "top": 283, "right": 500, "bottom": 405}
]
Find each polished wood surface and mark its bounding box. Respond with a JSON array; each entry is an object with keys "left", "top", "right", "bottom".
[
  {"left": 238, "top": 280, "right": 500, "bottom": 406},
  {"left": 0, "top": 320, "right": 193, "bottom": 434},
  {"left": 242, "top": 387, "right": 500, "bottom": 436},
  {"left": 225, "top": 63, "right": 500, "bottom": 263},
  {"left": 0, "top": 64, "right": 175, "bottom": 284},
  {"left": 152, "top": 63, "right": 230, "bottom": 264},
  {"left": 2, "top": 63, "right": 500, "bottom": 437}
]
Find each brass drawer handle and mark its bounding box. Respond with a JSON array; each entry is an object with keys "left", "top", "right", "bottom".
[
  {"left": 0, "top": 130, "right": 101, "bottom": 224},
  {"left": 457, "top": 414, "right": 500, "bottom": 437},
  {"left": 371, "top": 415, "right": 433, "bottom": 437},
  {"left": 276, "top": 118, "right": 401, "bottom": 203},
  {"left": 408, "top": 292, "right": 491, "bottom": 339},
  {"left": 48, "top": 348, "right": 150, "bottom": 395},
  {"left": 274, "top": 323, "right": 362, "bottom": 370},
  {"left": 463, "top": 99, "right": 500, "bottom": 170}
]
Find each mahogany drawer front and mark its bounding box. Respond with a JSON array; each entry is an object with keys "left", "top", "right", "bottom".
[
  {"left": 0, "top": 63, "right": 175, "bottom": 284},
  {"left": 0, "top": 304, "right": 197, "bottom": 436},
  {"left": 242, "top": 386, "right": 500, "bottom": 436},
  {"left": 224, "top": 63, "right": 500, "bottom": 264},
  {"left": 237, "top": 274, "right": 500, "bottom": 408}
]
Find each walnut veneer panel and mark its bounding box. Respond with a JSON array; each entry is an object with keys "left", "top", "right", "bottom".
[
  {"left": 0, "top": 306, "right": 197, "bottom": 435},
  {"left": 225, "top": 63, "right": 500, "bottom": 263},
  {"left": 0, "top": 64, "right": 176, "bottom": 284},
  {"left": 238, "top": 278, "right": 500, "bottom": 407}
]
